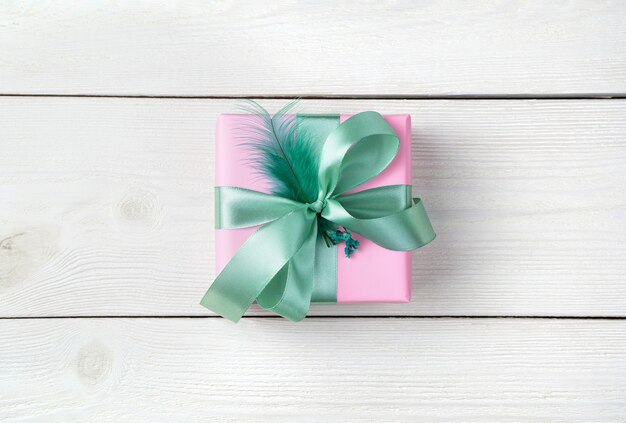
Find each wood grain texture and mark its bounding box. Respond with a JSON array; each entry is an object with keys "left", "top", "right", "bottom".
[
  {"left": 1, "top": 97, "right": 625, "bottom": 317},
  {"left": 0, "top": 1, "right": 625, "bottom": 97},
  {"left": 0, "top": 318, "right": 624, "bottom": 422}
]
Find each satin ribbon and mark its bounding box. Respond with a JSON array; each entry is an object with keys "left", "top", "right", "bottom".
[{"left": 201, "top": 111, "right": 435, "bottom": 322}]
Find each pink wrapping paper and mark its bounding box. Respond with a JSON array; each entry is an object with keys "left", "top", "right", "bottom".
[{"left": 215, "top": 114, "right": 412, "bottom": 302}]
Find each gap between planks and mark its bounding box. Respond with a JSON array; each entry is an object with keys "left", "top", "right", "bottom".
[
  {"left": 0, "top": 94, "right": 625, "bottom": 100},
  {"left": 1, "top": 316, "right": 625, "bottom": 320}
]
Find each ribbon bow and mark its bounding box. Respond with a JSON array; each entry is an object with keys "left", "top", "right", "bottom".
[{"left": 201, "top": 111, "right": 435, "bottom": 322}]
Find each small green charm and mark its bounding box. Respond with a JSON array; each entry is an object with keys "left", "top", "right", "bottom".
[{"left": 325, "top": 228, "right": 360, "bottom": 258}]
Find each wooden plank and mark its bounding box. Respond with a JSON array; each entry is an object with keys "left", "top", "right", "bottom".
[
  {"left": 0, "top": 318, "right": 624, "bottom": 421},
  {"left": 1, "top": 98, "right": 625, "bottom": 317},
  {"left": 0, "top": 1, "right": 625, "bottom": 96}
]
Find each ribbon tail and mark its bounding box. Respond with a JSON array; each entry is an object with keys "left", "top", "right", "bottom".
[
  {"left": 200, "top": 207, "right": 315, "bottom": 322},
  {"left": 257, "top": 220, "right": 317, "bottom": 322},
  {"left": 322, "top": 198, "right": 436, "bottom": 251}
]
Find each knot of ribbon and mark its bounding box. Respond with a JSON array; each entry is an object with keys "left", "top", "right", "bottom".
[
  {"left": 307, "top": 199, "right": 326, "bottom": 214},
  {"left": 202, "top": 111, "right": 435, "bottom": 322}
]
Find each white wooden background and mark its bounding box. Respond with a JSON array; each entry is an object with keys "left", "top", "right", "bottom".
[{"left": 1, "top": 1, "right": 625, "bottom": 421}]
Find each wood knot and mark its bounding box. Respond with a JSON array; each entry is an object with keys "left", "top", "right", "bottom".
[
  {"left": 0, "top": 228, "right": 59, "bottom": 289},
  {"left": 115, "top": 189, "right": 163, "bottom": 231},
  {"left": 74, "top": 343, "right": 113, "bottom": 387}
]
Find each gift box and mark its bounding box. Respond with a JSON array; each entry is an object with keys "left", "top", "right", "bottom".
[{"left": 214, "top": 113, "right": 414, "bottom": 304}]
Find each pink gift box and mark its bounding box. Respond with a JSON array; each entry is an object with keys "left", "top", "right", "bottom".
[{"left": 215, "top": 114, "right": 412, "bottom": 303}]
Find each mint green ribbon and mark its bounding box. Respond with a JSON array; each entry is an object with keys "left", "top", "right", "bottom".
[{"left": 201, "top": 111, "right": 435, "bottom": 322}]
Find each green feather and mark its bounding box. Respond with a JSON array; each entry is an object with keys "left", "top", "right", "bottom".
[{"left": 236, "top": 100, "right": 321, "bottom": 203}]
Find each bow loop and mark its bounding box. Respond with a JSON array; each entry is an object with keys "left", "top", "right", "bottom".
[{"left": 319, "top": 111, "right": 400, "bottom": 197}]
